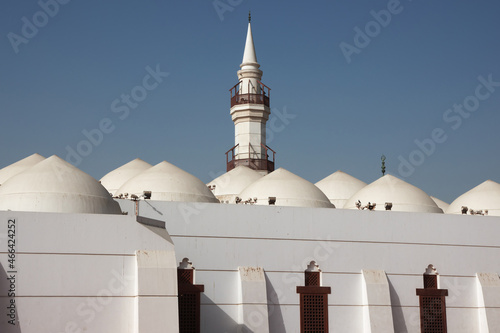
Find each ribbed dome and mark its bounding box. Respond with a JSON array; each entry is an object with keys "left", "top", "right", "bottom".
[
  {"left": 100, "top": 158, "right": 152, "bottom": 195},
  {"left": 344, "top": 174, "right": 443, "bottom": 213},
  {"left": 116, "top": 161, "right": 219, "bottom": 203},
  {"left": 446, "top": 180, "right": 500, "bottom": 216},
  {"left": 431, "top": 196, "right": 449, "bottom": 212},
  {"left": 0, "top": 153, "right": 45, "bottom": 185},
  {"left": 207, "top": 166, "right": 263, "bottom": 203},
  {"left": 238, "top": 168, "right": 334, "bottom": 208},
  {"left": 315, "top": 170, "right": 367, "bottom": 208},
  {"left": 0, "top": 155, "right": 121, "bottom": 214}
]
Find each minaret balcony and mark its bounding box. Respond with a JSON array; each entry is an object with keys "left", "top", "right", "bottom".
[{"left": 230, "top": 81, "right": 271, "bottom": 108}]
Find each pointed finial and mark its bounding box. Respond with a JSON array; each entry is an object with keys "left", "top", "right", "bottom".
[
  {"left": 381, "top": 155, "right": 386, "bottom": 176},
  {"left": 248, "top": 11, "right": 251, "bottom": 23}
]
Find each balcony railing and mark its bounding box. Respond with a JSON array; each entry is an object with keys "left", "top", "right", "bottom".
[
  {"left": 229, "top": 80, "right": 271, "bottom": 108},
  {"left": 225, "top": 144, "right": 275, "bottom": 172}
]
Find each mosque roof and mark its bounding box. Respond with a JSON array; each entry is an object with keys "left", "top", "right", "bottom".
[
  {"left": 344, "top": 174, "right": 443, "bottom": 213},
  {"left": 238, "top": 168, "right": 334, "bottom": 208},
  {"left": 0, "top": 155, "right": 121, "bottom": 214},
  {"left": 116, "top": 161, "right": 219, "bottom": 203}
]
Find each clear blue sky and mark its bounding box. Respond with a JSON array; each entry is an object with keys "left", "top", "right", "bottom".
[{"left": 1, "top": 0, "right": 499, "bottom": 203}]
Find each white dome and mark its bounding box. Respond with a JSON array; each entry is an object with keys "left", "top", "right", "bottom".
[
  {"left": 344, "top": 174, "right": 443, "bottom": 213},
  {"left": 100, "top": 158, "right": 152, "bottom": 195},
  {"left": 0, "top": 155, "right": 121, "bottom": 215},
  {"left": 0, "top": 153, "right": 45, "bottom": 185},
  {"left": 207, "top": 166, "right": 263, "bottom": 203},
  {"left": 315, "top": 170, "right": 367, "bottom": 208},
  {"left": 116, "top": 161, "right": 219, "bottom": 203},
  {"left": 430, "top": 196, "right": 449, "bottom": 212},
  {"left": 238, "top": 168, "right": 334, "bottom": 208},
  {"left": 446, "top": 180, "right": 500, "bottom": 216}
]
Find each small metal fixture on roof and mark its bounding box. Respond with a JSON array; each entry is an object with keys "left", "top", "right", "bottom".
[
  {"left": 470, "top": 209, "right": 487, "bottom": 216},
  {"left": 143, "top": 191, "right": 152, "bottom": 200},
  {"left": 385, "top": 202, "right": 392, "bottom": 211},
  {"left": 381, "top": 155, "right": 386, "bottom": 176},
  {"left": 461, "top": 206, "right": 468, "bottom": 214},
  {"left": 248, "top": 10, "right": 251, "bottom": 23},
  {"left": 235, "top": 196, "right": 242, "bottom": 204},
  {"left": 268, "top": 197, "right": 276, "bottom": 205},
  {"left": 356, "top": 200, "right": 376, "bottom": 210}
]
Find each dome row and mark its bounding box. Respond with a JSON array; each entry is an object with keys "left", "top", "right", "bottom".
[
  {"left": 0, "top": 154, "right": 498, "bottom": 216},
  {"left": 0, "top": 154, "right": 120, "bottom": 214}
]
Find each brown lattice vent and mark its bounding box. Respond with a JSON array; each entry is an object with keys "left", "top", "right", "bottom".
[
  {"left": 178, "top": 292, "right": 197, "bottom": 333},
  {"left": 424, "top": 274, "right": 438, "bottom": 289},
  {"left": 420, "top": 296, "right": 446, "bottom": 333},
  {"left": 178, "top": 269, "right": 194, "bottom": 285},
  {"left": 177, "top": 260, "right": 204, "bottom": 333},
  {"left": 416, "top": 265, "right": 448, "bottom": 333},
  {"left": 305, "top": 271, "right": 320, "bottom": 287},
  {"left": 301, "top": 293, "right": 328, "bottom": 332},
  {"left": 297, "top": 262, "right": 331, "bottom": 333}
]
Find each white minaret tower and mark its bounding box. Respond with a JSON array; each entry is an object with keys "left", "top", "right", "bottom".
[{"left": 226, "top": 13, "right": 275, "bottom": 173}]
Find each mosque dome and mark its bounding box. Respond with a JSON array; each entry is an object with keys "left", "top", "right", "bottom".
[
  {"left": 430, "top": 196, "right": 449, "bottom": 213},
  {"left": 446, "top": 180, "right": 500, "bottom": 216},
  {"left": 237, "top": 168, "right": 335, "bottom": 208},
  {"left": 100, "top": 158, "right": 152, "bottom": 195},
  {"left": 344, "top": 174, "right": 443, "bottom": 213},
  {"left": 207, "top": 166, "right": 263, "bottom": 203},
  {"left": 0, "top": 153, "right": 45, "bottom": 185},
  {"left": 0, "top": 155, "right": 121, "bottom": 214},
  {"left": 315, "top": 170, "right": 367, "bottom": 208},
  {"left": 116, "top": 161, "right": 219, "bottom": 203}
]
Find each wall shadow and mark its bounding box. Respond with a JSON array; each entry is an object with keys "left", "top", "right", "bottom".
[
  {"left": 265, "top": 273, "right": 286, "bottom": 332},
  {"left": 200, "top": 293, "right": 252, "bottom": 333},
  {"left": 388, "top": 278, "right": 408, "bottom": 333}
]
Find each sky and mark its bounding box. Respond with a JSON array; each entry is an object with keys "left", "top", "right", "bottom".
[{"left": 1, "top": 0, "right": 499, "bottom": 203}]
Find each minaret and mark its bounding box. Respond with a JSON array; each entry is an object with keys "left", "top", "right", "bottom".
[{"left": 226, "top": 13, "right": 275, "bottom": 173}]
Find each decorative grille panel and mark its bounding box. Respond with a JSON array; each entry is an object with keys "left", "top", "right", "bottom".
[
  {"left": 424, "top": 275, "right": 438, "bottom": 289},
  {"left": 301, "top": 294, "right": 327, "bottom": 332},
  {"left": 178, "top": 293, "right": 197, "bottom": 333},
  {"left": 305, "top": 271, "right": 320, "bottom": 287},
  {"left": 421, "top": 296, "right": 446, "bottom": 333},
  {"left": 178, "top": 269, "right": 194, "bottom": 285}
]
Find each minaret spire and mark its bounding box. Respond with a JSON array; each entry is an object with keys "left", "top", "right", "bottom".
[{"left": 241, "top": 17, "right": 259, "bottom": 69}]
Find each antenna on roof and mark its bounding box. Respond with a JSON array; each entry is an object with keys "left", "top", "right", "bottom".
[{"left": 381, "top": 155, "right": 386, "bottom": 176}]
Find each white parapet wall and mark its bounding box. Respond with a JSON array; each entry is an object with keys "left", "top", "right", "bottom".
[
  {"left": 0, "top": 211, "right": 178, "bottom": 333},
  {"left": 125, "top": 199, "right": 500, "bottom": 332}
]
